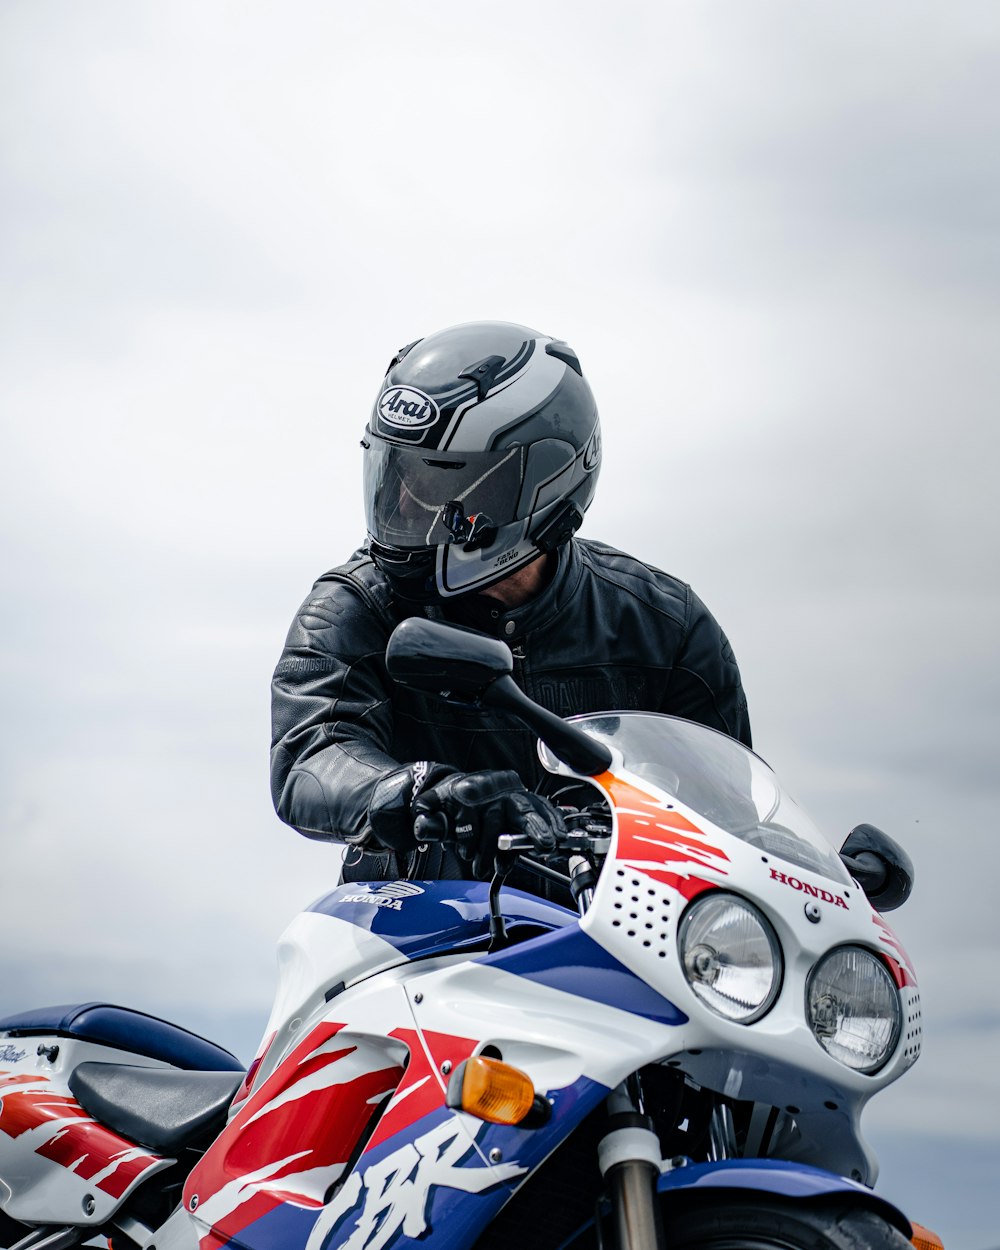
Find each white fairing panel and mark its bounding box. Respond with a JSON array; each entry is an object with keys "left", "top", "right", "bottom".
[{"left": 0, "top": 1039, "right": 175, "bottom": 1226}]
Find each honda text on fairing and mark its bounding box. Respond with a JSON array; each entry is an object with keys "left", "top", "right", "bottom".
[{"left": 0, "top": 621, "right": 942, "bottom": 1250}]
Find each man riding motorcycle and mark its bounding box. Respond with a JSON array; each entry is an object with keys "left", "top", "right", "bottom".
[{"left": 270, "top": 321, "right": 751, "bottom": 887}]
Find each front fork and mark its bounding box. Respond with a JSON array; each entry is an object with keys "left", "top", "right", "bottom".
[
  {"left": 568, "top": 857, "right": 666, "bottom": 1250},
  {"left": 495, "top": 853, "right": 670, "bottom": 1250},
  {"left": 598, "top": 1082, "right": 665, "bottom": 1250}
]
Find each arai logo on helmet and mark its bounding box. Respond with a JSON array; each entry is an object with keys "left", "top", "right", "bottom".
[{"left": 378, "top": 386, "right": 439, "bottom": 428}]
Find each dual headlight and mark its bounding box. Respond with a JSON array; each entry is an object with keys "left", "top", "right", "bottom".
[
  {"left": 806, "top": 945, "right": 902, "bottom": 1072},
  {"left": 678, "top": 892, "right": 902, "bottom": 1073},
  {"left": 679, "top": 894, "right": 782, "bottom": 1024}
]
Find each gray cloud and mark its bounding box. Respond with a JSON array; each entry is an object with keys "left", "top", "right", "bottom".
[{"left": 2, "top": 4, "right": 998, "bottom": 1245}]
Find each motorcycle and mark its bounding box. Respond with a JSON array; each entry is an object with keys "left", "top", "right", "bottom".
[{"left": 0, "top": 618, "right": 944, "bottom": 1250}]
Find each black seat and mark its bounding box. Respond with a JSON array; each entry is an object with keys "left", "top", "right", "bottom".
[{"left": 69, "top": 1062, "right": 245, "bottom": 1154}]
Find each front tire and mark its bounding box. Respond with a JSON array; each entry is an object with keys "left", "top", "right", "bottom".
[{"left": 661, "top": 1196, "right": 911, "bottom": 1249}]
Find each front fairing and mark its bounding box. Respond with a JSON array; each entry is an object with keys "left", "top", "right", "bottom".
[{"left": 539, "top": 713, "right": 921, "bottom": 1181}]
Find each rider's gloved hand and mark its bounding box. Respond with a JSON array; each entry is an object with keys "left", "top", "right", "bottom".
[
  {"left": 365, "top": 761, "right": 458, "bottom": 853},
  {"left": 412, "top": 769, "right": 565, "bottom": 877}
]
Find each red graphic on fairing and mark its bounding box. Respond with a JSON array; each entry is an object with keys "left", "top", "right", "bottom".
[
  {"left": 229, "top": 1031, "right": 276, "bottom": 1112},
  {"left": 872, "top": 915, "right": 917, "bottom": 988},
  {"left": 184, "top": 1022, "right": 404, "bottom": 1250},
  {"left": 0, "top": 1070, "right": 163, "bottom": 1199},
  {"left": 597, "top": 773, "right": 730, "bottom": 901},
  {"left": 182, "top": 1020, "right": 483, "bottom": 1250},
  {"left": 365, "top": 1028, "right": 479, "bottom": 1154}
]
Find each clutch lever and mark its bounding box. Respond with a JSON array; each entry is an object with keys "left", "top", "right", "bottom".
[
  {"left": 497, "top": 833, "right": 536, "bottom": 853},
  {"left": 497, "top": 831, "right": 612, "bottom": 856}
]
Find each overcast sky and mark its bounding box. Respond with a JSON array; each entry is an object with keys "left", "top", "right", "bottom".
[{"left": 2, "top": 3, "right": 999, "bottom": 1246}]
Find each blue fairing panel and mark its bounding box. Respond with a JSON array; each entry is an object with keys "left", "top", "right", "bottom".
[
  {"left": 655, "top": 1159, "right": 910, "bottom": 1236},
  {"left": 307, "top": 880, "right": 575, "bottom": 959},
  {"left": 479, "top": 924, "right": 687, "bottom": 1027},
  {"left": 223, "top": 1080, "right": 612, "bottom": 1250},
  {"left": 0, "top": 1003, "right": 244, "bottom": 1072},
  {"left": 224, "top": 1107, "right": 518, "bottom": 1250}
]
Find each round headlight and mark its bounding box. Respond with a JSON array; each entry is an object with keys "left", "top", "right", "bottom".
[
  {"left": 679, "top": 892, "right": 782, "bottom": 1023},
  {"left": 807, "top": 946, "right": 902, "bottom": 1073}
]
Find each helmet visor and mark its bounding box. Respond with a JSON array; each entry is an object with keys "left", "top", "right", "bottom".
[{"left": 364, "top": 434, "right": 526, "bottom": 547}]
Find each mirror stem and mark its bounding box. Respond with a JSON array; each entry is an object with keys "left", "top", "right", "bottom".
[{"left": 481, "top": 675, "right": 613, "bottom": 775}]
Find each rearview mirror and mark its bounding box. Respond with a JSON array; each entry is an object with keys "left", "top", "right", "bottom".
[
  {"left": 386, "top": 618, "right": 613, "bottom": 777},
  {"left": 385, "top": 618, "right": 513, "bottom": 703},
  {"left": 839, "top": 823, "right": 914, "bottom": 911}
]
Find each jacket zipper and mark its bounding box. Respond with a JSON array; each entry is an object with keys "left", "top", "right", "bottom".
[{"left": 510, "top": 641, "right": 527, "bottom": 692}]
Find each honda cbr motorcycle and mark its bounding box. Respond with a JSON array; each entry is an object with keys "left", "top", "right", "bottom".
[{"left": 1, "top": 619, "right": 944, "bottom": 1250}]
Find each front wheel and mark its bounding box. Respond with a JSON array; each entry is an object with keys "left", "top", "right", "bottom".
[{"left": 661, "top": 1196, "right": 911, "bottom": 1249}]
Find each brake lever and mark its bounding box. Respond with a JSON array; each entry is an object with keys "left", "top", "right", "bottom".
[
  {"left": 497, "top": 833, "right": 535, "bottom": 853},
  {"left": 496, "top": 832, "right": 612, "bottom": 856},
  {"left": 487, "top": 850, "right": 519, "bottom": 952}
]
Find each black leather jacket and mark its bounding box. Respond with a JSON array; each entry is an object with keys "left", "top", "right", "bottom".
[{"left": 270, "top": 538, "right": 751, "bottom": 882}]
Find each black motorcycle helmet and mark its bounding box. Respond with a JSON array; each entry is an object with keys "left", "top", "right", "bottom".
[{"left": 362, "top": 321, "right": 601, "bottom": 602}]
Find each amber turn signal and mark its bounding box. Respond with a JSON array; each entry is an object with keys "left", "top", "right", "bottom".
[
  {"left": 445, "top": 1056, "right": 547, "bottom": 1126},
  {"left": 909, "top": 1224, "right": 944, "bottom": 1250}
]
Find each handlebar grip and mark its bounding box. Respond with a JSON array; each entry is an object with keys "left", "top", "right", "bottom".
[{"left": 414, "top": 811, "right": 450, "bottom": 843}]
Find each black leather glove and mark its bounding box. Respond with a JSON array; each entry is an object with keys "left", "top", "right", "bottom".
[
  {"left": 412, "top": 769, "right": 566, "bottom": 877},
  {"left": 365, "top": 761, "right": 459, "bottom": 853}
]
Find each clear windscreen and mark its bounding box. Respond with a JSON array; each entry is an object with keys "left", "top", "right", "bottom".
[
  {"left": 364, "top": 435, "right": 525, "bottom": 547},
  {"left": 540, "top": 712, "right": 850, "bottom": 885}
]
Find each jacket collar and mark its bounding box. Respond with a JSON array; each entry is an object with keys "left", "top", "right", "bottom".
[{"left": 434, "top": 540, "right": 585, "bottom": 643}]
